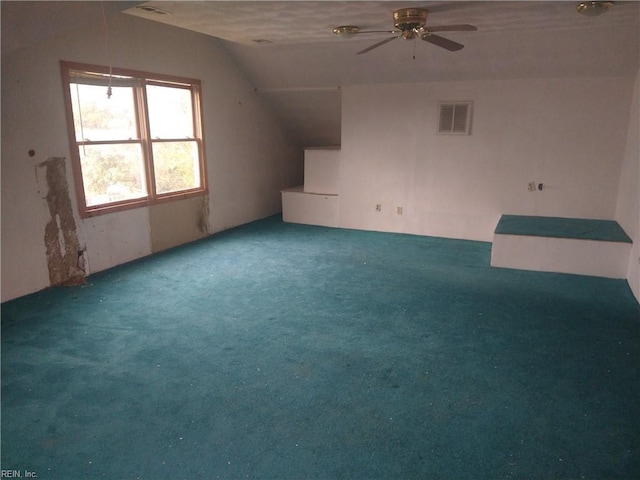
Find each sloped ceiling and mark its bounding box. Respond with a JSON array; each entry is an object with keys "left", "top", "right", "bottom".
[
  {"left": 1, "top": 1, "right": 142, "bottom": 53},
  {"left": 3, "top": 1, "right": 639, "bottom": 147},
  {"left": 124, "top": 0, "right": 639, "bottom": 147}
]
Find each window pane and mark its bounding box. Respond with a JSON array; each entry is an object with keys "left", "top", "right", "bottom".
[
  {"left": 152, "top": 141, "right": 201, "bottom": 195},
  {"left": 70, "top": 83, "right": 138, "bottom": 141},
  {"left": 146, "top": 85, "right": 194, "bottom": 139},
  {"left": 79, "top": 144, "right": 147, "bottom": 206}
]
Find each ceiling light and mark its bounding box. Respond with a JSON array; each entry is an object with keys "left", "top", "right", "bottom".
[
  {"left": 333, "top": 26, "right": 360, "bottom": 36},
  {"left": 576, "top": 1, "right": 615, "bottom": 16}
]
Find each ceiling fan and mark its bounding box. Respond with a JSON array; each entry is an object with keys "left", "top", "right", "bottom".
[{"left": 333, "top": 7, "right": 477, "bottom": 55}]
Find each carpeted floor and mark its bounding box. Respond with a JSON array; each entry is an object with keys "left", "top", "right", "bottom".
[{"left": 2, "top": 215, "right": 639, "bottom": 479}]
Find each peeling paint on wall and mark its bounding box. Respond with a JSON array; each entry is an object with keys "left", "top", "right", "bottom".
[
  {"left": 36, "top": 157, "right": 86, "bottom": 286},
  {"left": 198, "top": 193, "right": 210, "bottom": 234}
]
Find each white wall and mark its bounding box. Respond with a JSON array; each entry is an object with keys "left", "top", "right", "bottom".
[
  {"left": 339, "top": 77, "right": 635, "bottom": 242},
  {"left": 1, "top": 13, "right": 302, "bottom": 302},
  {"left": 615, "top": 71, "right": 640, "bottom": 302}
]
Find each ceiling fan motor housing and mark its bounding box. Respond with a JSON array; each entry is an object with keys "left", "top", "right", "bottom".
[{"left": 393, "top": 8, "right": 428, "bottom": 31}]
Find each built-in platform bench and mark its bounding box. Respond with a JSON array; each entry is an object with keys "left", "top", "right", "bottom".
[
  {"left": 490, "top": 215, "right": 633, "bottom": 278},
  {"left": 281, "top": 185, "right": 339, "bottom": 228}
]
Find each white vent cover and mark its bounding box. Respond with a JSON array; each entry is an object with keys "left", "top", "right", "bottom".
[{"left": 438, "top": 101, "right": 472, "bottom": 135}]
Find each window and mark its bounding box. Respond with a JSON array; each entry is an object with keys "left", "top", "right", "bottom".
[
  {"left": 61, "top": 61, "right": 207, "bottom": 217},
  {"left": 438, "top": 101, "right": 473, "bottom": 135}
]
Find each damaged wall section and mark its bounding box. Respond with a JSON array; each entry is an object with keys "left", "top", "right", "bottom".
[{"left": 36, "top": 157, "right": 86, "bottom": 286}]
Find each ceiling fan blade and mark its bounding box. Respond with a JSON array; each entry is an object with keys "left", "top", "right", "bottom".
[
  {"left": 355, "top": 30, "right": 399, "bottom": 35},
  {"left": 421, "top": 33, "right": 465, "bottom": 51},
  {"left": 425, "top": 24, "right": 478, "bottom": 33},
  {"left": 356, "top": 35, "right": 398, "bottom": 55}
]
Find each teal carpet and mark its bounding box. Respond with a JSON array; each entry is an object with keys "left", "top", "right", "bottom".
[
  {"left": 2, "top": 216, "right": 639, "bottom": 479},
  {"left": 495, "top": 215, "right": 632, "bottom": 243}
]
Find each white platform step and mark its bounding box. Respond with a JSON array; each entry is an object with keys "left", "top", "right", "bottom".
[
  {"left": 281, "top": 186, "right": 338, "bottom": 228},
  {"left": 490, "top": 215, "right": 632, "bottom": 279},
  {"left": 281, "top": 147, "right": 340, "bottom": 228}
]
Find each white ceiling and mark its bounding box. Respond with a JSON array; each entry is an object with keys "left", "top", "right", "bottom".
[
  {"left": 124, "top": 0, "right": 640, "bottom": 146},
  {"left": 124, "top": 1, "right": 638, "bottom": 45},
  {"left": 3, "top": 1, "right": 639, "bottom": 147}
]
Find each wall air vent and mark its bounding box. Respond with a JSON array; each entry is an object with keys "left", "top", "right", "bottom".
[{"left": 438, "top": 101, "right": 472, "bottom": 135}]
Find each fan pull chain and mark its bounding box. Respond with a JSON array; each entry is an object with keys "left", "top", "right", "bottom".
[{"left": 101, "top": 1, "right": 113, "bottom": 99}]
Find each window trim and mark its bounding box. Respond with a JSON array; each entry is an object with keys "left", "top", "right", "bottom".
[{"left": 61, "top": 61, "right": 208, "bottom": 218}]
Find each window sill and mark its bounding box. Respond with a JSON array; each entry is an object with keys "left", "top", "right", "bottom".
[{"left": 80, "top": 189, "right": 208, "bottom": 218}]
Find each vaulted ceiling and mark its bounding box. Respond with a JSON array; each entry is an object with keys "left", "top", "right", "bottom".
[{"left": 3, "top": 1, "right": 639, "bottom": 147}]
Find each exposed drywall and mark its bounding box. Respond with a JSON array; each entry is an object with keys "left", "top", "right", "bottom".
[
  {"left": 339, "top": 77, "right": 635, "bottom": 242},
  {"left": 36, "top": 157, "right": 85, "bottom": 286},
  {"left": 615, "top": 71, "right": 640, "bottom": 302},
  {"left": 1, "top": 10, "right": 302, "bottom": 302}
]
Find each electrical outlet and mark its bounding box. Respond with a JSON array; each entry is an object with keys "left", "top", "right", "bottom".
[
  {"left": 397, "top": 206, "right": 403, "bottom": 215},
  {"left": 376, "top": 204, "right": 382, "bottom": 212},
  {"left": 528, "top": 182, "right": 536, "bottom": 192}
]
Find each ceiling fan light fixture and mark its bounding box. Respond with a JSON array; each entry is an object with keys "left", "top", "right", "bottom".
[
  {"left": 333, "top": 26, "right": 360, "bottom": 36},
  {"left": 402, "top": 30, "right": 416, "bottom": 40},
  {"left": 576, "top": 1, "right": 615, "bottom": 16}
]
